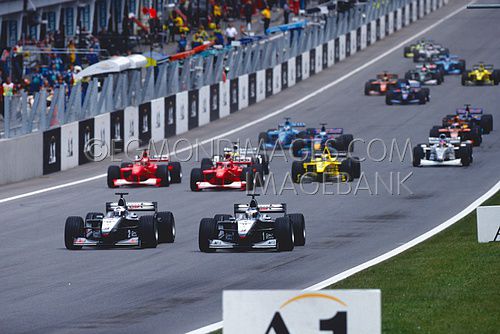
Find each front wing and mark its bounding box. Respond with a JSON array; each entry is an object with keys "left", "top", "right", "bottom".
[
  {"left": 73, "top": 237, "right": 140, "bottom": 247},
  {"left": 417, "top": 158, "right": 463, "bottom": 167},
  {"left": 209, "top": 239, "right": 277, "bottom": 249},
  {"left": 196, "top": 181, "right": 247, "bottom": 190},
  {"left": 113, "top": 178, "right": 162, "bottom": 187}
]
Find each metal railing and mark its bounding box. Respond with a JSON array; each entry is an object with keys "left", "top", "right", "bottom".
[{"left": 1, "top": 0, "right": 412, "bottom": 139}]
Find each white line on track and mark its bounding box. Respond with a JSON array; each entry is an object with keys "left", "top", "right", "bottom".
[
  {"left": 0, "top": 2, "right": 469, "bottom": 206},
  {"left": 185, "top": 2, "right": 481, "bottom": 334}
]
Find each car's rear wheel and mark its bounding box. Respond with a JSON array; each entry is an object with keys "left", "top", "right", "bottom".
[
  {"left": 241, "top": 167, "right": 254, "bottom": 190},
  {"left": 199, "top": 218, "right": 218, "bottom": 253},
  {"left": 458, "top": 146, "right": 471, "bottom": 166},
  {"left": 190, "top": 168, "right": 203, "bottom": 191},
  {"left": 258, "top": 132, "right": 270, "bottom": 149},
  {"left": 291, "top": 139, "right": 306, "bottom": 157},
  {"left": 287, "top": 213, "right": 306, "bottom": 246},
  {"left": 157, "top": 211, "right": 175, "bottom": 243},
  {"left": 291, "top": 161, "right": 305, "bottom": 184},
  {"left": 461, "top": 71, "right": 469, "bottom": 86},
  {"left": 480, "top": 114, "right": 493, "bottom": 134},
  {"left": 429, "top": 126, "right": 441, "bottom": 138},
  {"left": 413, "top": 146, "right": 424, "bottom": 167},
  {"left": 339, "top": 158, "right": 355, "bottom": 182},
  {"left": 385, "top": 92, "right": 394, "bottom": 105},
  {"left": 276, "top": 216, "right": 294, "bottom": 252},
  {"left": 470, "top": 125, "right": 482, "bottom": 146},
  {"left": 169, "top": 162, "right": 182, "bottom": 183},
  {"left": 364, "top": 82, "right": 372, "bottom": 95},
  {"left": 201, "top": 158, "right": 213, "bottom": 171},
  {"left": 156, "top": 165, "right": 170, "bottom": 187},
  {"left": 139, "top": 215, "right": 158, "bottom": 249},
  {"left": 65, "top": 216, "right": 84, "bottom": 250},
  {"left": 107, "top": 166, "right": 120, "bottom": 188}
]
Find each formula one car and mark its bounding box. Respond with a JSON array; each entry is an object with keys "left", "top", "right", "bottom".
[
  {"left": 429, "top": 122, "right": 482, "bottom": 147},
  {"left": 405, "top": 64, "right": 444, "bottom": 85},
  {"left": 364, "top": 72, "right": 399, "bottom": 95},
  {"left": 198, "top": 194, "right": 305, "bottom": 252},
  {"left": 291, "top": 124, "right": 354, "bottom": 157},
  {"left": 413, "top": 43, "right": 449, "bottom": 62},
  {"left": 190, "top": 155, "right": 264, "bottom": 191},
  {"left": 431, "top": 54, "right": 466, "bottom": 74},
  {"left": 291, "top": 147, "right": 361, "bottom": 183},
  {"left": 258, "top": 117, "right": 307, "bottom": 149},
  {"left": 222, "top": 143, "right": 270, "bottom": 174},
  {"left": 385, "top": 80, "right": 430, "bottom": 105},
  {"left": 413, "top": 135, "right": 472, "bottom": 167},
  {"left": 442, "top": 105, "right": 493, "bottom": 134},
  {"left": 64, "top": 193, "right": 175, "bottom": 249},
  {"left": 461, "top": 63, "right": 500, "bottom": 86},
  {"left": 107, "top": 150, "right": 182, "bottom": 188},
  {"left": 403, "top": 39, "right": 442, "bottom": 58}
]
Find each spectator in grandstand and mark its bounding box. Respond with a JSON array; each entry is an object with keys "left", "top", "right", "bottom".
[
  {"left": 225, "top": 23, "right": 238, "bottom": 45},
  {"left": 261, "top": 6, "right": 272, "bottom": 33},
  {"left": 177, "top": 34, "right": 188, "bottom": 52},
  {"left": 283, "top": 2, "right": 291, "bottom": 24},
  {"left": 243, "top": 0, "right": 253, "bottom": 31}
]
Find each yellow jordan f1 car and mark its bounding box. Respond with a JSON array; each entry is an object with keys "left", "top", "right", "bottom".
[
  {"left": 461, "top": 63, "right": 500, "bottom": 86},
  {"left": 291, "top": 147, "right": 360, "bottom": 183}
]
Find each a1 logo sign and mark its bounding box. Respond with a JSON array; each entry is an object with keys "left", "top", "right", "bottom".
[{"left": 223, "top": 290, "right": 381, "bottom": 334}]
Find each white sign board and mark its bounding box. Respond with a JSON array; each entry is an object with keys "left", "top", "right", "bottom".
[
  {"left": 350, "top": 30, "right": 357, "bottom": 56},
  {"left": 256, "top": 70, "right": 266, "bottom": 103},
  {"left": 198, "top": 85, "right": 210, "bottom": 126},
  {"left": 93, "top": 112, "right": 110, "bottom": 161},
  {"left": 396, "top": 8, "right": 402, "bottom": 30},
  {"left": 238, "top": 74, "right": 249, "bottom": 110},
  {"left": 315, "top": 45, "right": 323, "bottom": 73},
  {"left": 224, "top": 290, "right": 381, "bottom": 334},
  {"left": 287, "top": 57, "right": 296, "bottom": 87},
  {"left": 405, "top": 4, "right": 411, "bottom": 26},
  {"left": 273, "top": 65, "right": 282, "bottom": 95},
  {"left": 175, "top": 91, "right": 188, "bottom": 135},
  {"left": 219, "top": 80, "right": 230, "bottom": 118},
  {"left": 302, "top": 52, "right": 310, "bottom": 80},
  {"left": 360, "top": 25, "right": 367, "bottom": 50},
  {"left": 60, "top": 122, "right": 79, "bottom": 170},
  {"left": 151, "top": 98, "right": 165, "bottom": 142},
  {"left": 339, "top": 35, "right": 346, "bottom": 61},
  {"left": 370, "top": 20, "right": 377, "bottom": 44},
  {"left": 124, "top": 106, "right": 139, "bottom": 151},
  {"left": 327, "top": 40, "right": 335, "bottom": 66},
  {"left": 476, "top": 206, "right": 500, "bottom": 243}
]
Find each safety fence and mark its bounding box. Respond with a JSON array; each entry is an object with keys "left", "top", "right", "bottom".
[{"left": 0, "top": 0, "right": 448, "bottom": 185}]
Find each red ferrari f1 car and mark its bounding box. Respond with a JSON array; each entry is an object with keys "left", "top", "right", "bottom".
[
  {"left": 364, "top": 72, "right": 399, "bottom": 95},
  {"left": 190, "top": 155, "right": 264, "bottom": 191},
  {"left": 107, "top": 150, "right": 182, "bottom": 188}
]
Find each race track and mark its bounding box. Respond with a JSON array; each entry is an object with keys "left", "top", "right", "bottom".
[{"left": 1, "top": 1, "right": 500, "bottom": 333}]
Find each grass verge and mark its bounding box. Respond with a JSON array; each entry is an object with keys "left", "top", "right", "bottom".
[{"left": 328, "top": 191, "right": 500, "bottom": 333}]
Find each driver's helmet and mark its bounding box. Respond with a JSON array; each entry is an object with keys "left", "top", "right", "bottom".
[
  {"left": 421, "top": 65, "right": 428, "bottom": 72},
  {"left": 246, "top": 208, "right": 259, "bottom": 220},
  {"left": 405, "top": 84, "right": 411, "bottom": 90},
  {"left": 141, "top": 157, "right": 149, "bottom": 166},
  {"left": 479, "top": 64, "right": 485, "bottom": 70},
  {"left": 439, "top": 139, "right": 446, "bottom": 147}
]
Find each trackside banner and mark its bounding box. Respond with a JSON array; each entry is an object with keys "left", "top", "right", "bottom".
[{"left": 223, "top": 290, "right": 381, "bottom": 334}]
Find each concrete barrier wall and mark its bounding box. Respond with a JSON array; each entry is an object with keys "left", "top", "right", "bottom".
[
  {"left": 0, "top": 0, "right": 447, "bottom": 186},
  {"left": 0, "top": 132, "right": 43, "bottom": 185}
]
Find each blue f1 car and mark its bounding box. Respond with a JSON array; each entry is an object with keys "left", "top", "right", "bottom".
[
  {"left": 259, "top": 118, "right": 308, "bottom": 149},
  {"left": 431, "top": 55, "right": 466, "bottom": 74},
  {"left": 291, "top": 124, "right": 354, "bottom": 157},
  {"left": 386, "top": 79, "right": 430, "bottom": 105}
]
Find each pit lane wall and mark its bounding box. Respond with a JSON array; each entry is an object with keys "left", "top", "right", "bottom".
[{"left": 0, "top": 0, "right": 448, "bottom": 185}]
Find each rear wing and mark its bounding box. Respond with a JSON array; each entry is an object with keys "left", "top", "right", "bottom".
[
  {"left": 106, "top": 202, "right": 158, "bottom": 212},
  {"left": 376, "top": 73, "right": 398, "bottom": 79},
  {"left": 473, "top": 64, "right": 493, "bottom": 70},
  {"left": 456, "top": 108, "right": 483, "bottom": 115},
  {"left": 278, "top": 122, "right": 305, "bottom": 128},
  {"left": 234, "top": 203, "right": 287, "bottom": 214},
  {"left": 132, "top": 154, "right": 170, "bottom": 162},
  {"left": 428, "top": 137, "right": 461, "bottom": 145}
]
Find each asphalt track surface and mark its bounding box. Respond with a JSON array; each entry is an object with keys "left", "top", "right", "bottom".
[{"left": 1, "top": 1, "right": 500, "bottom": 333}]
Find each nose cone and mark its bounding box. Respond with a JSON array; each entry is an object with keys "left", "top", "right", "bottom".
[
  {"left": 216, "top": 169, "right": 225, "bottom": 178},
  {"left": 132, "top": 165, "right": 142, "bottom": 175}
]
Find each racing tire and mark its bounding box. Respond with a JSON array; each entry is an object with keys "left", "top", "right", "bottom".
[
  {"left": 458, "top": 59, "right": 466, "bottom": 72},
  {"left": 199, "top": 218, "right": 218, "bottom": 253},
  {"left": 190, "top": 168, "right": 203, "bottom": 191},
  {"left": 493, "top": 70, "right": 500, "bottom": 85},
  {"left": 412, "top": 146, "right": 424, "bottom": 167},
  {"left": 339, "top": 158, "right": 355, "bottom": 182},
  {"left": 291, "top": 139, "right": 306, "bottom": 157},
  {"left": 291, "top": 161, "right": 305, "bottom": 184},
  {"left": 258, "top": 132, "right": 270, "bottom": 149},
  {"left": 334, "top": 134, "right": 354, "bottom": 152},
  {"left": 139, "top": 215, "right": 158, "bottom": 249},
  {"left": 157, "top": 165, "right": 171, "bottom": 187},
  {"left": 168, "top": 162, "right": 182, "bottom": 183},
  {"left": 403, "top": 46, "right": 412, "bottom": 58},
  {"left": 461, "top": 71, "right": 469, "bottom": 86},
  {"left": 242, "top": 167, "right": 255, "bottom": 191},
  {"left": 64, "top": 216, "right": 84, "bottom": 250},
  {"left": 214, "top": 214, "right": 232, "bottom": 222},
  {"left": 275, "top": 216, "right": 294, "bottom": 252},
  {"left": 480, "top": 114, "right": 493, "bottom": 134},
  {"left": 287, "top": 213, "right": 306, "bottom": 246},
  {"left": 385, "top": 92, "right": 394, "bottom": 105},
  {"left": 351, "top": 156, "right": 361, "bottom": 179},
  {"left": 120, "top": 162, "right": 133, "bottom": 168},
  {"left": 412, "top": 53, "right": 420, "bottom": 62},
  {"left": 470, "top": 125, "right": 482, "bottom": 146},
  {"left": 364, "top": 82, "right": 372, "bottom": 95},
  {"left": 157, "top": 211, "right": 175, "bottom": 243},
  {"left": 458, "top": 146, "right": 471, "bottom": 167},
  {"left": 107, "top": 166, "right": 120, "bottom": 188},
  {"left": 201, "top": 158, "right": 213, "bottom": 171},
  {"left": 252, "top": 163, "right": 265, "bottom": 187},
  {"left": 429, "top": 126, "right": 441, "bottom": 138},
  {"left": 418, "top": 91, "right": 427, "bottom": 105}
]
